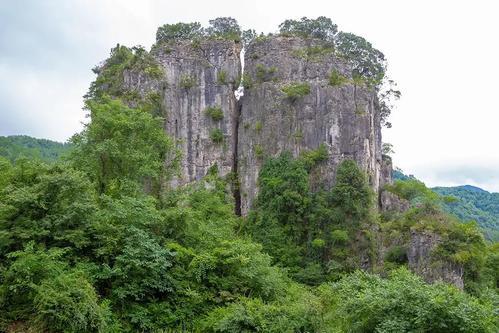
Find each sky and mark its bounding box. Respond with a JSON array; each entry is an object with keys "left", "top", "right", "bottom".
[{"left": 1, "top": 0, "right": 498, "bottom": 191}]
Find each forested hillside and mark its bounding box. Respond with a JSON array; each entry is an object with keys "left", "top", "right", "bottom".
[
  {"left": 0, "top": 17, "right": 497, "bottom": 332},
  {"left": 394, "top": 169, "right": 499, "bottom": 241},
  {"left": 0, "top": 135, "right": 70, "bottom": 163},
  {"left": 434, "top": 186, "right": 499, "bottom": 241}
]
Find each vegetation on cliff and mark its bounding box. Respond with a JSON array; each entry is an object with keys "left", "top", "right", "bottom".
[{"left": 0, "top": 17, "right": 497, "bottom": 332}]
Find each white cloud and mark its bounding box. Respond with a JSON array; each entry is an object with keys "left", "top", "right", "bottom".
[{"left": 1, "top": 0, "right": 498, "bottom": 191}]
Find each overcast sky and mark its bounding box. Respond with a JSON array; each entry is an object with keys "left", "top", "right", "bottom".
[{"left": 1, "top": 0, "right": 498, "bottom": 191}]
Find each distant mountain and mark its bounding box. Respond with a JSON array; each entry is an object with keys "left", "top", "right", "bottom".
[
  {"left": 0, "top": 135, "right": 71, "bottom": 163},
  {"left": 393, "top": 169, "right": 499, "bottom": 241},
  {"left": 433, "top": 186, "right": 499, "bottom": 241}
]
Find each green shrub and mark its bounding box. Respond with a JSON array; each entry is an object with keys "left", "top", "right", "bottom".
[
  {"left": 156, "top": 22, "right": 203, "bottom": 43},
  {"left": 254, "top": 121, "right": 262, "bottom": 132},
  {"left": 255, "top": 64, "right": 278, "bottom": 82},
  {"left": 180, "top": 75, "right": 197, "bottom": 89},
  {"left": 254, "top": 144, "right": 264, "bottom": 158},
  {"left": 217, "top": 70, "right": 228, "bottom": 85},
  {"left": 210, "top": 129, "right": 224, "bottom": 143},
  {"left": 293, "top": 46, "right": 333, "bottom": 61},
  {"left": 281, "top": 82, "right": 311, "bottom": 102},
  {"left": 242, "top": 73, "right": 253, "bottom": 89},
  {"left": 205, "top": 106, "right": 224, "bottom": 121},
  {"left": 300, "top": 144, "right": 328, "bottom": 170},
  {"left": 329, "top": 70, "right": 348, "bottom": 86}
]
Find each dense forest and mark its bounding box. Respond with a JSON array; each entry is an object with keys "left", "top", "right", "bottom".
[
  {"left": 0, "top": 135, "right": 71, "bottom": 163},
  {"left": 0, "top": 17, "right": 497, "bottom": 332},
  {"left": 394, "top": 170, "right": 499, "bottom": 241}
]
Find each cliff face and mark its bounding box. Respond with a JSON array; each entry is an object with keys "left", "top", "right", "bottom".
[
  {"left": 239, "top": 37, "right": 383, "bottom": 213},
  {"left": 119, "top": 36, "right": 386, "bottom": 214},
  {"left": 123, "top": 40, "right": 242, "bottom": 187},
  {"left": 154, "top": 40, "right": 242, "bottom": 186},
  {"left": 408, "top": 230, "right": 464, "bottom": 289}
]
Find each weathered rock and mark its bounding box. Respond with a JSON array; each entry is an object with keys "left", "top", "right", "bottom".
[
  {"left": 122, "top": 40, "right": 242, "bottom": 187},
  {"left": 153, "top": 40, "right": 242, "bottom": 186},
  {"left": 379, "top": 157, "right": 410, "bottom": 213},
  {"left": 238, "top": 37, "right": 383, "bottom": 214},
  {"left": 408, "top": 230, "right": 464, "bottom": 289}
]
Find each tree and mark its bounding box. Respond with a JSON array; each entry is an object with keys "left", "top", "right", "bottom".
[
  {"left": 205, "top": 17, "right": 241, "bottom": 41},
  {"left": 331, "top": 159, "right": 373, "bottom": 223},
  {"left": 278, "top": 16, "right": 338, "bottom": 42},
  {"left": 335, "top": 32, "right": 386, "bottom": 85},
  {"left": 70, "top": 96, "right": 176, "bottom": 196},
  {"left": 156, "top": 22, "right": 204, "bottom": 43}
]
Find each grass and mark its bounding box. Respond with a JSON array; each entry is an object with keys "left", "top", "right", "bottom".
[
  {"left": 282, "top": 82, "right": 311, "bottom": 102},
  {"left": 205, "top": 106, "right": 224, "bottom": 121}
]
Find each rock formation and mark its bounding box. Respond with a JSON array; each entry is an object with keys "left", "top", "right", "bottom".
[
  {"left": 118, "top": 36, "right": 388, "bottom": 215},
  {"left": 238, "top": 37, "right": 383, "bottom": 213},
  {"left": 408, "top": 230, "right": 464, "bottom": 289}
]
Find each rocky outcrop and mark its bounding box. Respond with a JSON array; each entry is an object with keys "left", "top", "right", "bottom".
[
  {"left": 154, "top": 40, "right": 242, "bottom": 186},
  {"left": 122, "top": 40, "right": 242, "bottom": 187},
  {"left": 408, "top": 230, "right": 464, "bottom": 289},
  {"left": 379, "top": 157, "right": 410, "bottom": 213},
  {"left": 109, "top": 36, "right": 388, "bottom": 215},
  {"left": 238, "top": 37, "right": 382, "bottom": 214}
]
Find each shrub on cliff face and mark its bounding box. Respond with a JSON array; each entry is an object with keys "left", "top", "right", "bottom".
[
  {"left": 281, "top": 82, "right": 311, "bottom": 102},
  {"left": 210, "top": 128, "right": 224, "bottom": 143},
  {"left": 205, "top": 106, "right": 224, "bottom": 121},
  {"left": 328, "top": 69, "right": 349, "bottom": 86}
]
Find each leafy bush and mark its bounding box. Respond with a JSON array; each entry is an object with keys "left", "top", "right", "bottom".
[
  {"left": 210, "top": 128, "right": 224, "bottom": 144},
  {"left": 205, "top": 17, "right": 241, "bottom": 42},
  {"left": 326, "top": 268, "right": 497, "bottom": 332},
  {"left": 217, "top": 70, "right": 228, "bottom": 85},
  {"left": 255, "top": 64, "right": 278, "bottom": 82},
  {"left": 279, "top": 16, "right": 338, "bottom": 42},
  {"left": 254, "top": 121, "right": 263, "bottom": 132},
  {"left": 292, "top": 45, "right": 333, "bottom": 61},
  {"left": 179, "top": 74, "right": 197, "bottom": 89},
  {"left": 281, "top": 82, "right": 311, "bottom": 102},
  {"left": 254, "top": 144, "right": 264, "bottom": 158},
  {"left": 205, "top": 106, "right": 224, "bottom": 121},
  {"left": 156, "top": 22, "right": 203, "bottom": 43},
  {"left": 328, "top": 69, "right": 348, "bottom": 86}
]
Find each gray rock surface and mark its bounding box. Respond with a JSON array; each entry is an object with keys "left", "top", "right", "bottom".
[
  {"left": 238, "top": 37, "right": 382, "bottom": 214},
  {"left": 408, "top": 230, "right": 464, "bottom": 289}
]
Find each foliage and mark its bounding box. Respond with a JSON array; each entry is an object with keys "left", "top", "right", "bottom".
[
  {"left": 278, "top": 16, "right": 338, "bottom": 42},
  {"left": 246, "top": 153, "right": 373, "bottom": 284},
  {"left": 156, "top": 18, "right": 241, "bottom": 44},
  {"left": 335, "top": 32, "right": 386, "bottom": 85},
  {"left": 156, "top": 22, "right": 204, "bottom": 43},
  {"left": 254, "top": 144, "right": 264, "bottom": 158},
  {"left": 328, "top": 69, "right": 349, "bottom": 87},
  {"left": 70, "top": 96, "right": 176, "bottom": 196},
  {"left": 179, "top": 74, "right": 197, "bottom": 89},
  {"left": 0, "top": 135, "right": 71, "bottom": 163},
  {"left": 326, "top": 268, "right": 497, "bottom": 332},
  {"left": 434, "top": 185, "right": 499, "bottom": 241},
  {"left": 210, "top": 128, "right": 224, "bottom": 144},
  {"left": 87, "top": 45, "right": 163, "bottom": 100},
  {"left": 281, "top": 82, "right": 311, "bottom": 102},
  {"left": 255, "top": 64, "right": 277, "bottom": 83},
  {"left": 205, "top": 106, "right": 224, "bottom": 121},
  {"left": 292, "top": 45, "right": 333, "bottom": 61},
  {"left": 205, "top": 17, "right": 242, "bottom": 42},
  {"left": 217, "top": 70, "right": 228, "bottom": 85}
]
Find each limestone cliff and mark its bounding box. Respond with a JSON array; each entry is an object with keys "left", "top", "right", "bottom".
[
  {"left": 114, "top": 36, "right": 387, "bottom": 214},
  {"left": 239, "top": 37, "right": 383, "bottom": 213}
]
